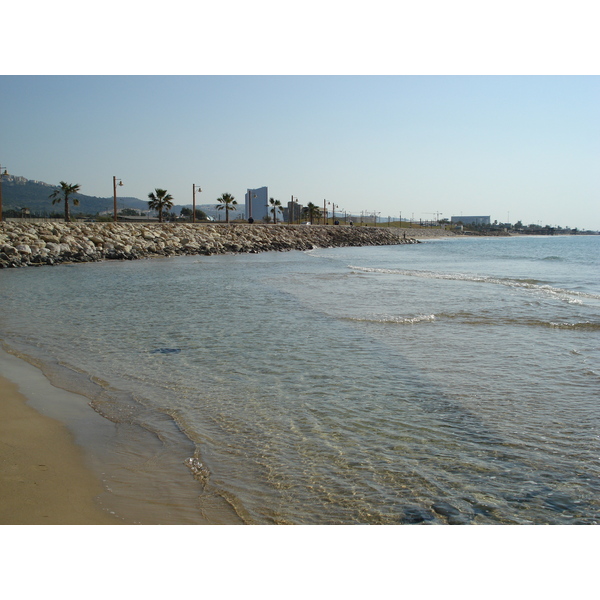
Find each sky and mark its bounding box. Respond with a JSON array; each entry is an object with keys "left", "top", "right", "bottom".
[
  {"left": 2, "top": 2, "right": 599, "bottom": 231},
  {"left": 2, "top": 74, "right": 598, "bottom": 229}
]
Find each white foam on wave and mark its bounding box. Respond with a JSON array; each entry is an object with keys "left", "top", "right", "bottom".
[
  {"left": 342, "top": 313, "right": 436, "bottom": 325},
  {"left": 548, "top": 321, "right": 600, "bottom": 331},
  {"left": 348, "top": 265, "right": 600, "bottom": 304}
]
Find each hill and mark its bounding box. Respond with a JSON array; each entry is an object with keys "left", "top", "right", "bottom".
[
  {"left": 1, "top": 175, "right": 149, "bottom": 216},
  {"left": 1, "top": 175, "right": 227, "bottom": 220}
]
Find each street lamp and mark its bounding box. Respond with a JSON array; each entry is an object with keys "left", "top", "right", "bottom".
[
  {"left": 113, "top": 176, "right": 123, "bottom": 222},
  {"left": 0, "top": 165, "right": 8, "bottom": 222},
  {"left": 330, "top": 202, "right": 338, "bottom": 223},
  {"left": 247, "top": 190, "right": 257, "bottom": 221},
  {"left": 192, "top": 184, "right": 202, "bottom": 223},
  {"left": 290, "top": 196, "right": 299, "bottom": 224}
]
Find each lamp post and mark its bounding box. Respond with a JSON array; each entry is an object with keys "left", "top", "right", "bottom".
[
  {"left": 290, "top": 196, "right": 298, "bottom": 224},
  {"left": 247, "top": 190, "right": 257, "bottom": 221},
  {"left": 192, "top": 184, "right": 202, "bottom": 223},
  {"left": 113, "top": 176, "right": 123, "bottom": 222},
  {"left": 0, "top": 164, "right": 8, "bottom": 222},
  {"left": 330, "top": 202, "right": 338, "bottom": 223}
]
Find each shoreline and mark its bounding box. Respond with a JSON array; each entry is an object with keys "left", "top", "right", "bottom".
[
  {"left": 0, "top": 345, "right": 244, "bottom": 525},
  {"left": 0, "top": 222, "right": 431, "bottom": 268},
  {"left": 2, "top": 221, "right": 593, "bottom": 270},
  {"left": 0, "top": 366, "right": 123, "bottom": 525}
]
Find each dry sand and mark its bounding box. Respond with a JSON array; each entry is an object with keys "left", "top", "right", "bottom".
[{"left": 0, "top": 374, "right": 121, "bottom": 525}]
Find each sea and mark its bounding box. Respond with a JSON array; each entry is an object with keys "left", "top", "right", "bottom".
[{"left": 1, "top": 234, "right": 598, "bottom": 525}]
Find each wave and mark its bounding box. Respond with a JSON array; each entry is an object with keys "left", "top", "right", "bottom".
[
  {"left": 339, "top": 310, "right": 600, "bottom": 331},
  {"left": 341, "top": 314, "right": 436, "bottom": 325},
  {"left": 438, "top": 311, "right": 600, "bottom": 331},
  {"left": 347, "top": 265, "right": 600, "bottom": 303},
  {"left": 547, "top": 321, "right": 600, "bottom": 331}
]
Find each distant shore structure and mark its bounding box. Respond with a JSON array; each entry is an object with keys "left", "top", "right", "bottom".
[
  {"left": 245, "top": 187, "right": 268, "bottom": 222},
  {"left": 451, "top": 215, "right": 491, "bottom": 226}
]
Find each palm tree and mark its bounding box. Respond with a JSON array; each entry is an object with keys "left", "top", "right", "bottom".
[
  {"left": 303, "top": 202, "right": 321, "bottom": 225},
  {"left": 216, "top": 193, "right": 237, "bottom": 223},
  {"left": 147, "top": 188, "right": 174, "bottom": 223},
  {"left": 49, "top": 181, "right": 81, "bottom": 222},
  {"left": 269, "top": 197, "right": 283, "bottom": 224}
]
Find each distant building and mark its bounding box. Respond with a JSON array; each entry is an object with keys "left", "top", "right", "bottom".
[
  {"left": 451, "top": 215, "right": 491, "bottom": 226},
  {"left": 286, "top": 200, "right": 304, "bottom": 224},
  {"left": 245, "top": 187, "right": 269, "bottom": 221}
]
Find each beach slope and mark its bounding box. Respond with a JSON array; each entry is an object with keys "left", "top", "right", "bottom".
[{"left": 0, "top": 375, "right": 121, "bottom": 525}]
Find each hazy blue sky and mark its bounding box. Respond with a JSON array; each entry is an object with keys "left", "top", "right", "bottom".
[{"left": 2, "top": 75, "right": 597, "bottom": 228}]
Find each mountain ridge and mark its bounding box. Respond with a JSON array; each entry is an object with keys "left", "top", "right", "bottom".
[{"left": 1, "top": 174, "right": 221, "bottom": 218}]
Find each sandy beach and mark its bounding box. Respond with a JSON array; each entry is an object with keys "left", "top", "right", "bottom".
[{"left": 0, "top": 371, "right": 121, "bottom": 525}]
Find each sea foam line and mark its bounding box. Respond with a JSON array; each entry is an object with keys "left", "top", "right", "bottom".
[
  {"left": 341, "top": 314, "right": 436, "bottom": 325},
  {"left": 348, "top": 265, "right": 600, "bottom": 302}
]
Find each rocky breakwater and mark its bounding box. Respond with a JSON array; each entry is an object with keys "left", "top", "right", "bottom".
[{"left": 0, "top": 222, "right": 419, "bottom": 268}]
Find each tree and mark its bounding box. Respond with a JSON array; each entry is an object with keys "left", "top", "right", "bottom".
[
  {"left": 216, "top": 193, "right": 237, "bottom": 223},
  {"left": 121, "top": 208, "right": 139, "bottom": 216},
  {"left": 269, "top": 197, "right": 283, "bottom": 224},
  {"left": 181, "top": 207, "right": 208, "bottom": 221},
  {"left": 147, "top": 188, "right": 174, "bottom": 223},
  {"left": 302, "top": 202, "right": 321, "bottom": 224},
  {"left": 49, "top": 181, "right": 81, "bottom": 222}
]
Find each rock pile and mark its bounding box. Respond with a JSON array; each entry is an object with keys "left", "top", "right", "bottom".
[{"left": 0, "top": 222, "right": 419, "bottom": 268}]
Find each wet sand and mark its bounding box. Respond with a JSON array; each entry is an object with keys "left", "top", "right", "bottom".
[
  {"left": 0, "top": 346, "right": 244, "bottom": 525},
  {"left": 0, "top": 373, "right": 121, "bottom": 524}
]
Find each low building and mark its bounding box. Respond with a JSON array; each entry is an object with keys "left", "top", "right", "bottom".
[{"left": 451, "top": 215, "right": 491, "bottom": 226}]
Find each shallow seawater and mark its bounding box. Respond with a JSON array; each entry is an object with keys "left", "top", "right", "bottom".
[{"left": 1, "top": 235, "right": 598, "bottom": 524}]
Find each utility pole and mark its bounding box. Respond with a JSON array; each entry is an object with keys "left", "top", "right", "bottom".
[
  {"left": 0, "top": 164, "right": 8, "bottom": 222},
  {"left": 192, "top": 184, "right": 201, "bottom": 223},
  {"left": 113, "top": 176, "right": 123, "bottom": 222}
]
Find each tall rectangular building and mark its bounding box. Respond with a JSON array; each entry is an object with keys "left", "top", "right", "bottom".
[
  {"left": 245, "top": 187, "right": 269, "bottom": 222},
  {"left": 287, "top": 200, "right": 304, "bottom": 224}
]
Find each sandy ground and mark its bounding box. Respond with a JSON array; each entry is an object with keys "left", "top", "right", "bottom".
[{"left": 0, "top": 374, "right": 121, "bottom": 525}]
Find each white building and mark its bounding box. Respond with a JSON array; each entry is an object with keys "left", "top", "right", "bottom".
[
  {"left": 286, "top": 200, "right": 304, "bottom": 224},
  {"left": 451, "top": 215, "right": 491, "bottom": 225},
  {"left": 245, "top": 187, "right": 269, "bottom": 222}
]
